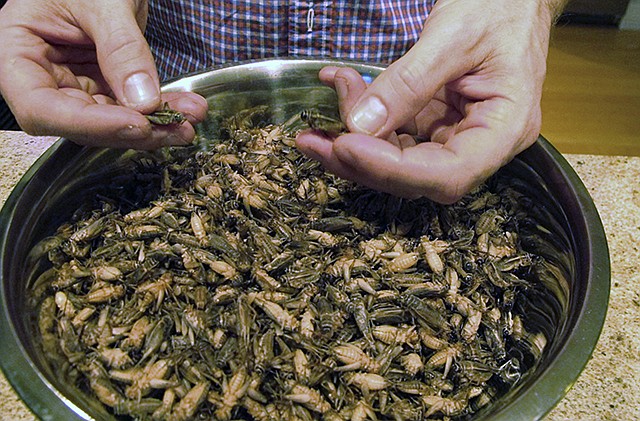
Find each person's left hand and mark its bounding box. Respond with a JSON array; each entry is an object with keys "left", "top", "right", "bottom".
[{"left": 296, "top": 0, "right": 562, "bottom": 203}]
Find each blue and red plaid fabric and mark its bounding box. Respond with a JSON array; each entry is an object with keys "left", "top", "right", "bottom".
[{"left": 146, "top": 1, "right": 435, "bottom": 81}]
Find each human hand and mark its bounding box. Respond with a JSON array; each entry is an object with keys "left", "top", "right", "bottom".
[
  {"left": 297, "top": 0, "right": 564, "bottom": 203},
  {"left": 0, "top": 0, "right": 208, "bottom": 149}
]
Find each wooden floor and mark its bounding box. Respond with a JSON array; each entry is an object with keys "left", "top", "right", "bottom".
[{"left": 542, "top": 24, "right": 640, "bottom": 156}]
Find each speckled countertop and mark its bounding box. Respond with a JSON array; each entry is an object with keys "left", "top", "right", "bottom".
[{"left": 0, "top": 132, "right": 638, "bottom": 421}]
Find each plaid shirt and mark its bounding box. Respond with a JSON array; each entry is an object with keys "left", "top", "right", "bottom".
[{"left": 146, "top": 0, "right": 435, "bottom": 81}]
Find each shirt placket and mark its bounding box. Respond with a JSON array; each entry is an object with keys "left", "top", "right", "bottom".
[{"left": 289, "top": 1, "right": 332, "bottom": 57}]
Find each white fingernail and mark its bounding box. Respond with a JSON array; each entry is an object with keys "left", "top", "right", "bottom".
[
  {"left": 123, "top": 72, "right": 159, "bottom": 108},
  {"left": 350, "top": 96, "right": 387, "bottom": 135}
]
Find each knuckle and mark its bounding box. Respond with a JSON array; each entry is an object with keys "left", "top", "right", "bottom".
[
  {"left": 392, "top": 62, "right": 427, "bottom": 103},
  {"left": 101, "top": 26, "right": 149, "bottom": 67}
]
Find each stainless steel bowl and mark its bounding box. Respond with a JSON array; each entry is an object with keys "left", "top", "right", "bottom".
[{"left": 0, "top": 59, "right": 609, "bottom": 420}]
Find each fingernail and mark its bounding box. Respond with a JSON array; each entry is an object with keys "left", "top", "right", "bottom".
[
  {"left": 123, "top": 72, "right": 159, "bottom": 108},
  {"left": 350, "top": 96, "right": 387, "bottom": 135}
]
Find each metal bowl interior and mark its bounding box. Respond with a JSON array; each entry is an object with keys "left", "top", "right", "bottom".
[{"left": 0, "top": 59, "right": 609, "bottom": 420}]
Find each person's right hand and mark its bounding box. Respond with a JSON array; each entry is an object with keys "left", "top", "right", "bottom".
[
  {"left": 297, "top": 0, "right": 561, "bottom": 204},
  {"left": 0, "top": 0, "right": 208, "bottom": 149}
]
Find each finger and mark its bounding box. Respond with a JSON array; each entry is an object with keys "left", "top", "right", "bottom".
[
  {"left": 318, "top": 66, "right": 341, "bottom": 89},
  {"left": 336, "top": 135, "right": 464, "bottom": 202},
  {"left": 346, "top": 12, "right": 475, "bottom": 138},
  {"left": 146, "top": 122, "right": 198, "bottom": 150},
  {"left": 52, "top": 65, "right": 105, "bottom": 96},
  {"left": 319, "top": 66, "right": 367, "bottom": 125},
  {"left": 67, "top": 63, "right": 111, "bottom": 94},
  {"left": 43, "top": 43, "right": 98, "bottom": 64},
  {"left": 412, "top": 88, "right": 464, "bottom": 142},
  {"left": 76, "top": 75, "right": 105, "bottom": 96},
  {"left": 49, "top": 61, "right": 116, "bottom": 102},
  {"left": 447, "top": 75, "right": 541, "bottom": 153},
  {"left": 397, "top": 134, "right": 418, "bottom": 149},
  {"left": 161, "top": 92, "right": 209, "bottom": 125},
  {"left": 316, "top": 66, "right": 405, "bottom": 148},
  {"left": 296, "top": 131, "right": 366, "bottom": 187},
  {"left": 298, "top": 117, "right": 513, "bottom": 204},
  {"left": 78, "top": 1, "right": 161, "bottom": 113},
  {"left": 297, "top": 131, "right": 424, "bottom": 199},
  {"left": 58, "top": 87, "right": 198, "bottom": 149},
  {"left": 92, "top": 94, "right": 117, "bottom": 105},
  {"left": 28, "top": 88, "right": 152, "bottom": 144}
]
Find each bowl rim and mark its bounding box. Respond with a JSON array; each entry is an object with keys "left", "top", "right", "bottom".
[
  {"left": 0, "top": 58, "right": 610, "bottom": 421},
  {"left": 486, "top": 136, "right": 610, "bottom": 420}
]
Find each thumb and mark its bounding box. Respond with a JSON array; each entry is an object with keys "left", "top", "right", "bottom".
[
  {"left": 347, "top": 11, "right": 472, "bottom": 137},
  {"left": 81, "top": 1, "right": 160, "bottom": 112}
]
